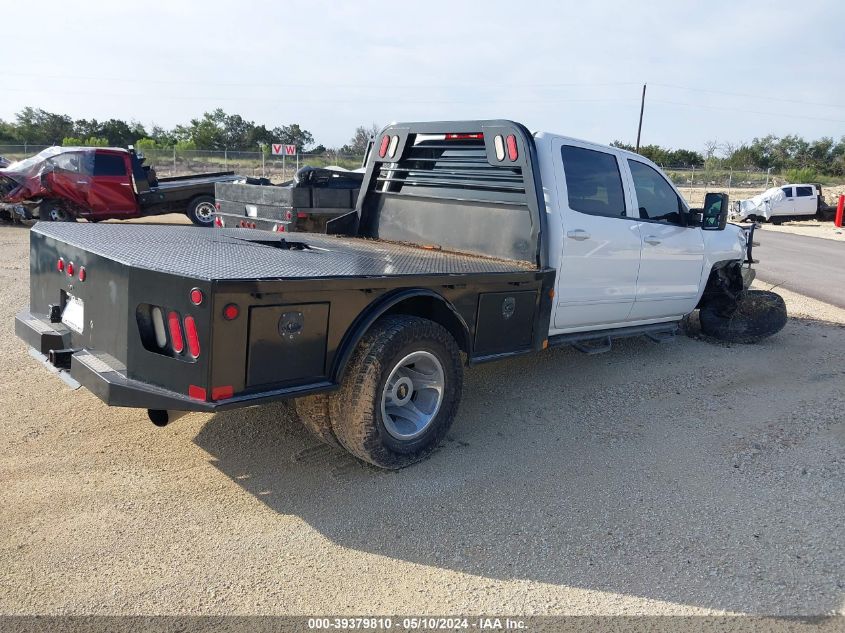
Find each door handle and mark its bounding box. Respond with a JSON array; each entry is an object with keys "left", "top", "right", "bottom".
[
  {"left": 119, "top": 183, "right": 131, "bottom": 186},
  {"left": 566, "top": 229, "right": 590, "bottom": 241},
  {"left": 644, "top": 236, "right": 662, "bottom": 246}
]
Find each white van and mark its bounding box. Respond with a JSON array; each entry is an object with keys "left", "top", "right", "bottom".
[{"left": 731, "top": 184, "right": 819, "bottom": 222}]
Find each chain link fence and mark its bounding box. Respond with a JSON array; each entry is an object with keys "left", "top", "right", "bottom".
[
  {"left": 0, "top": 144, "right": 784, "bottom": 191},
  {"left": 0, "top": 145, "right": 366, "bottom": 183}
]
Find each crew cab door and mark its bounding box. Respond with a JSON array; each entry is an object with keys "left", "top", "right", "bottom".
[
  {"left": 794, "top": 185, "right": 816, "bottom": 215},
  {"left": 551, "top": 141, "right": 642, "bottom": 330},
  {"left": 86, "top": 151, "right": 138, "bottom": 217},
  {"left": 774, "top": 186, "right": 795, "bottom": 216},
  {"left": 624, "top": 158, "right": 705, "bottom": 321}
]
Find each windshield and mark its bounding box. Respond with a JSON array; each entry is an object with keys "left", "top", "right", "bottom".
[{"left": 2, "top": 146, "right": 66, "bottom": 172}]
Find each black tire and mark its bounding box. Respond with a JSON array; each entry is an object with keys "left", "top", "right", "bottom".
[
  {"left": 39, "top": 203, "right": 76, "bottom": 222},
  {"left": 293, "top": 394, "right": 341, "bottom": 448},
  {"left": 700, "top": 290, "right": 787, "bottom": 344},
  {"left": 329, "top": 315, "right": 463, "bottom": 469},
  {"left": 186, "top": 195, "right": 216, "bottom": 226}
]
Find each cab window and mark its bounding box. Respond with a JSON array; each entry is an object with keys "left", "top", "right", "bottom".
[
  {"left": 560, "top": 145, "right": 627, "bottom": 217},
  {"left": 795, "top": 186, "right": 814, "bottom": 197},
  {"left": 627, "top": 160, "right": 686, "bottom": 225},
  {"left": 46, "top": 152, "right": 83, "bottom": 173},
  {"left": 93, "top": 153, "right": 127, "bottom": 177}
]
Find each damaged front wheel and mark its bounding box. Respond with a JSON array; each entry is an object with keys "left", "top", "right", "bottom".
[{"left": 700, "top": 289, "right": 787, "bottom": 344}]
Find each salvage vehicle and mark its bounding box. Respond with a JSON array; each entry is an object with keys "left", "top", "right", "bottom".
[
  {"left": 15, "top": 120, "right": 786, "bottom": 469},
  {"left": 0, "top": 155, "right": 10, "bottom": 168},
  {"left": 214, "top": 165, "right": 364, "bottom": 232},
  {"left": 0, "top": 146, "right": 243, "bottom": 226},
  {"left": 730, "top": 183, "right": 832, "bottom": 223}
]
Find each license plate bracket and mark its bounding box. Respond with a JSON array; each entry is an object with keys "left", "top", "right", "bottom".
[{"left": 62, "top": 295, "right": 84, "bottom": 334}]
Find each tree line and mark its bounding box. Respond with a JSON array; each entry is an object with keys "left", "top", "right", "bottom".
[
  {"left": 3, "top": 107, "right": 844, "bottom": 176},
  {"left": 0, "top": 107, "right": 380, "bottom": 155},
  {"left": 613, "top": 134, "right": 845, "bottom": 177}
]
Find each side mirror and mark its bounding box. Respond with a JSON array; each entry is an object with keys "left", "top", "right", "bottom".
[{"left": 702, "top": 192, "right": 729, "bottom": 230}]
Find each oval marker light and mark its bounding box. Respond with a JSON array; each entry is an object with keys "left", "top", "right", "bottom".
[
  {"left": 506, "top": 134, "right": 518, "bottom": 161},
  {"left": 378, "top": 135, "right": 390, "bottom": 158},
  {"left": 494, "top": 135, "right": 506, "bottom": 161}
]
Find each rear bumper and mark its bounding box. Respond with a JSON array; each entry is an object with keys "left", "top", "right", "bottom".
[{"left": 15, "top": 310, "right": 334, "bottom": 413}]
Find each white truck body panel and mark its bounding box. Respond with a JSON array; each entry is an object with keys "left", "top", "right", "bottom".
[{"left": 534, "top": 132, "right": 746, "bottom": 336}]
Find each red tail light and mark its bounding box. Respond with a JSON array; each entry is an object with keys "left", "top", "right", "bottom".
[
  {"left": 190, "top": 288, "right": 203, "bottom": 305},
  {"left": 214, "top": 216, "right": 223, "bottom": 228},
  {"left": 223, "top": 303, "right": 239, "bottom": 321},
  {"left": 168, "top": 311, "right": 184, "bottom": 353},
  {"left": 57, "top": 258, "right": 65, "bottom": 272},
  {"left": 66, "top": 261, "right": 74, "bottom": 277},
  {"left": 506, "top": 134, "right": 518, "bottom": 161},
  {"left": 184, "top": 315, "right": 200, "bottom": 358},
  {"left": 78, "top": 266, "right": 86, "bottom": 282},
  {"left": 378, "top": 135, "right": 390, "bottom": 158},
  {"left": 211, "top": 385, "right": 233, "bottom": 400},
  {"left": 188, "top": 385, "right": 207, "bottom": 401},
  {"left": 445, "top": 133, "right": 484, "bottom": 140}
]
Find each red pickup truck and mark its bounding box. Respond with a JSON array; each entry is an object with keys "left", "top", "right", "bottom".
[{"left": 0, "top": 146, "right": 243, "bottom": 225}]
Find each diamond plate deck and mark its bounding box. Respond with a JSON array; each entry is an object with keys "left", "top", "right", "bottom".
[{"left": 33, "top": 223, "right": 535, "bottom": 281}]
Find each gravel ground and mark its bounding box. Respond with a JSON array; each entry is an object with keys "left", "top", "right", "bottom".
[{"left": 0, "top": 223, "right": 843, "bottom": 617}]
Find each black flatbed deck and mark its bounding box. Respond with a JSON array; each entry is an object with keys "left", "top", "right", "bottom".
[
  {"left": 33, "top": 223, "right": 536, "bottom": 281},
  {"left": 155, "top": 173, "right": 239, "bottom": 190}
]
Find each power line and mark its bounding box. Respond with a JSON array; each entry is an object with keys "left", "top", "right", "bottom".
[
  {"left": 651, "top": 82, "right": 845, "bottom": 110},
  {"left": 649, "top": 99, "right": 845, "bottom": 124},
  {"left": 0, "top": 86, "right": 635, "bottom": 106},
  {"left": 0, "top": 71, "right": 638, "bottom": 90}
]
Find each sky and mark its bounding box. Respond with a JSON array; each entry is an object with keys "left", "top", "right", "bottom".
[{"left": 2, "top": 0, "right": 844, "bottom": 152}]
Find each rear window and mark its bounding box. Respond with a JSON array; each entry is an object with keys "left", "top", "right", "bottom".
[
  {"left": 560, "top": 145, "right": 626, "bottom": 217},
  {"left": 94, "top": 153, "right": 127, "bottom": 177},
  {"left": 795, "top": 186, "right": 814, "bottom": 197}
]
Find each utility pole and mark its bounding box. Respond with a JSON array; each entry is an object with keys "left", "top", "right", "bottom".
[{"left": 635, "top": 83, "right": 647, "bottom": 152}]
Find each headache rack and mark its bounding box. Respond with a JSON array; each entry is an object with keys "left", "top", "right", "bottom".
[
  {"left": 375, "top": 136, "right": 527, "bottom": 205},
  {"left": 346, "top": 120, "right": 545, "bottom": 266}
]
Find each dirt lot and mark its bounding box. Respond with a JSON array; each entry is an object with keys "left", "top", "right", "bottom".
[{"left": 0, "top": 223, "right": 843, "bottom": 617}]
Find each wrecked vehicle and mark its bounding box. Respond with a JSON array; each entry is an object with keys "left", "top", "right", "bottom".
[
  {"left": 15, "top": 120, "right": 787, "bottom": 469},
  {"left": 0, "top": 146, "right": 243, "bottom": 226},
  {"left": 0, "top": 155, "right": 10, "bottom": 168},
  {"left": 730, "top": 184, "right": 828, "bottom": 223}
]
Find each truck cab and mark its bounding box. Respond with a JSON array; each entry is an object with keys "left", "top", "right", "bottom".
[{"left": 536, "top": 133, "right": 744, "bottom": 334}]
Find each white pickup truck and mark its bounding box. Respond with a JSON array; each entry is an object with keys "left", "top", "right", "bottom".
[
  {"left": 731, "top": 183, "right": 823, "bottom": 222},
  {"left": 16, "top": 120, "right": 785, "bottom": 468}
]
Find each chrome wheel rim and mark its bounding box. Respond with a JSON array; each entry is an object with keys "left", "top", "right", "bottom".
[
  {"left": 380, "top": 350, "right": 445, "bottom": 441},
  {"left": 195, "top": 201, "right": 215, "bottom": 222}
]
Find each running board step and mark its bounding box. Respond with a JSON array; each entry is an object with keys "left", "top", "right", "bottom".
[
  {"left": 572, "top": 337, "right": 612, "bottom": 355},
  {"left": 549, "top": 322, "right": 680, "bottom": 355}
]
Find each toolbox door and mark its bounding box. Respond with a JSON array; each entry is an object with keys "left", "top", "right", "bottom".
[{"left": 246, "top": 303, "right": 330, "bottom": 387}]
